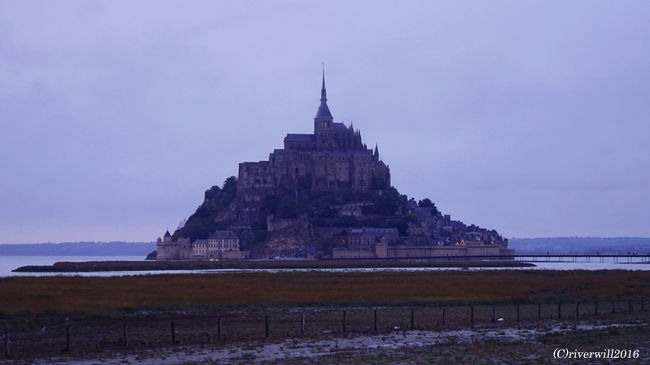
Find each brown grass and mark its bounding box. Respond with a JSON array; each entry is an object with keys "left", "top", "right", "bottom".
[{"left": 1, "top": 270, "right": 649, "bottom": 314}]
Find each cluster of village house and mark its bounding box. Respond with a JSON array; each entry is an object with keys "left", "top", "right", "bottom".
[
  {"left": 156, "top": 196, "right": 512, "bottom": 261},
  {"left": 331, "top": 199, "right": 512, "bottom": 259},
  {"left": 156, "top": 218, "right": 511, "bottom": 261},
  {"left": 156, "top": 230, "right": 248, "bottom": 260},
  {"left": 334, "top": 226, "right": 511, "bottom": 259}
]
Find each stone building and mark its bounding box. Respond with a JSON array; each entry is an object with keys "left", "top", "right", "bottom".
[
  {"left": 338, "top": 204, "right": 363, "bottom": 217},
  {"left": 156, "top": 230, "right": 191, "bottom": 260},
  {"left": 191, "top": 239, "right": 208, "bottom": 257},
  {"left": 207, "top": 230, "right": 244, "bottom": 260},
  {"left": 236, "top": 72, "right": 391, "bottom": 224},
  {"left": 348, "top": 227, "right": 399, "bottom": 248},
  {"left": 157, "top": 229, "right": 246, "bottom": 260},
  {"left": 333, "top": 237, "right": 513, "bottom": 259}
]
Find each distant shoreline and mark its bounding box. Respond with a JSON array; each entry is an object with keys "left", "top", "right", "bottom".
[
  {"left": 0, "top": 242, "right": 154, "bottom": 256},
  {"left": 12, "top": 259, "right": 533, "bottom": 272}
]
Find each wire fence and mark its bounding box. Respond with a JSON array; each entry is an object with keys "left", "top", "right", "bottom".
[{"left": 1, "top": 297, "right": 646, "bottom": 359}]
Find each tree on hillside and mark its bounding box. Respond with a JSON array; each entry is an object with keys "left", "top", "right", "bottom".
[
  {"left": 172, "top": 176, "right": 238, "bottom": 241},
  {"left": 418, "top": 198, "right": 440, "bottom": 216}
]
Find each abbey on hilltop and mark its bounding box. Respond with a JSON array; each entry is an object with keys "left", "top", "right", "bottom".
[
  {"left": 156, "top": 71, "right": 511, "bottom": 260},
  {"left": 236, "top": 72, "right": 391, "bottom": 225}
]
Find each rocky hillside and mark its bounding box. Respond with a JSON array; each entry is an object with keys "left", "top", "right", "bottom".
[{"left": 171, "top": 176, "right": 504, "bottom": 258}]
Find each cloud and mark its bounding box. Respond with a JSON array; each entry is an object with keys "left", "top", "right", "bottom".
[{"left": 1, "top": 1, "right": 649, "bottom": 242}]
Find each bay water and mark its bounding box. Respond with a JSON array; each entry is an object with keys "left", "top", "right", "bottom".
[{"left": 0, "top": 256, "right": 647, "bottom": 277}]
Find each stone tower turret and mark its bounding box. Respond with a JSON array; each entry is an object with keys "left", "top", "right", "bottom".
[{"left": 314, "top": 68, "right": 333, "bottom": 134}]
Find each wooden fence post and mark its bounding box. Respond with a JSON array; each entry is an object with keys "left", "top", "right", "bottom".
[
  {"left": 171, "top": 322, "right": 175, "bottom": 344},
  {"left": 217, "top": 318, "right": 222, "bottom": 341},
  {"left": 300, "top": 313, "right": 305, "bottom": 336},
  {"left": 342, "top": 310, "right": 346, "bottom": 333},
  {"left": 374, "top": 309, "right": 378, "bottom": 332},
  {"left": 628, "top": 298, "right": 632, "bottom": 313},
  {"left": 265, "top": 316, "right": 269, "bottom": 338},
  {"left": 612, "top": 301, "right": 615, "bottom": 314},
  {"left": 594, "top": 301, "right": 598, "bottom": 316},
  {"left": 642, "top": 297, "right": 645, "bottom": 312},
  {"left": 558, "top": 302, "right": 561, "bottom": 319},
  {"left": 410, "top": 308, "right": 414, "bottom": 330},
  {"left": 4, "top": 331, "right": 8, "bottom": 359},
  {"left": 516, "top": 304, "right": 520, "bottom": 323},
  {"left": 123, "top": 323, "right": 128, "bottom": 347},
  {"left": 492, "top": 305, "right": 496, "bottom": 323},
  {"left": 442, "top": 308, "right": 446, "bottom": 327},
  {"left": 65, "top": 326, "right": 70, "bottom": 352},
  {"left": 537, "top": 303, "right": 541, "bottom": 321},
  {"left": 576, "top": 302, "right": 579, "bottom": 320},
  {"left": 470, "top": 305, "right": 474, "bottom": 327}
]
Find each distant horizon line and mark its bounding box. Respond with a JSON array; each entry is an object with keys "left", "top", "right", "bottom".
[{"left": 0, "top": 241, "right": 156, "bottom": 245}]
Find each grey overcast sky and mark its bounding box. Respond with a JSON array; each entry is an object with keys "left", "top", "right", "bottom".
[{"left": 1, "top": 1, "right": 649, "bottom": 243}]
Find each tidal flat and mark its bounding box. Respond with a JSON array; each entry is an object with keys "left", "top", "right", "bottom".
[{"left": 1, "top": 270, "right": 648, "bottom": 362}]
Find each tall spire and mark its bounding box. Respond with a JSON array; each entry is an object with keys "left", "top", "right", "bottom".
[
  {"left": 315, "top": 63, "right": 333, "bottom": 120},
  {"left": 320, "top": 63, "right": 327, "bottom": 103}
]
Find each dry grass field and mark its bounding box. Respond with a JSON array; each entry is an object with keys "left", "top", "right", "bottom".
[{"left": 1, "top": 270, "right": 649, "bottom": 314}]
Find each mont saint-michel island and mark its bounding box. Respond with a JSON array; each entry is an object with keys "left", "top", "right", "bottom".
[
  {"left": 5, "top": 3, "right": 650, "bottom": 363},
  {"left": 155, "top": 73, "right": 512, "bottom": 261}
]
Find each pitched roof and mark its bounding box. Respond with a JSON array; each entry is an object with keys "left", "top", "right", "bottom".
[
  {"left": 315, "top": 102, "right": 333, "bottom": 119},
  {"left": 285, "top": 133, "right": 316, "bottom": 142}
]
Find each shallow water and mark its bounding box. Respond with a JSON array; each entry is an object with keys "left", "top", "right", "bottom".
[
  {"left": 1, "top": 255, "right": 648, "bottom": 277},
  {"left": 0, "top": 256, "right": 145, "bottom": 276}
]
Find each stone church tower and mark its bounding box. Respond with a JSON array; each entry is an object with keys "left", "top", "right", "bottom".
[
  {"left": 314, "top": 70, "right": 333, "bottom": 133},
  {"left": 236, "top": 71, "right": 391, "bottom": 224}
]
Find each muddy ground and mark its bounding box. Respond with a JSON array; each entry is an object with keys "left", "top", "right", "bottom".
[{"left": 17, "top": 319, "right": 649, "bottom": 364}]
